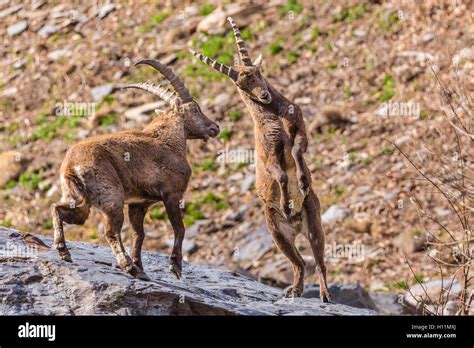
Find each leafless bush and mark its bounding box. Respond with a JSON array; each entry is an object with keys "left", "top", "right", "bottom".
[{"left": 395, "top": 63, "right": 472, "bottom": 315}]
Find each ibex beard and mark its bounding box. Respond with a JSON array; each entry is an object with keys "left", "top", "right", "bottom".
[
  {"left": 52, "top": 59, "right": 219, "bottom": 281},
  {"left": 191, "top": 17, "right": 330, "bottom": 301}
]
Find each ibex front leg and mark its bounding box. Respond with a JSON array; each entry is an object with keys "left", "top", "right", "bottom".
[
  {"left": 291, "top": 132, "right": 310, "bottom": 197},
  {"left": 267, "top": 154, "right": 292, "bottom": 219},
  {"left": 163, "top": 193, "right": 185, "bottom": 279}
]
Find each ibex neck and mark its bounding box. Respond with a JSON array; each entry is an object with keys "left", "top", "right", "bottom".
[{"left": 143, "top": 111, "right": 187, "bottom": 154}]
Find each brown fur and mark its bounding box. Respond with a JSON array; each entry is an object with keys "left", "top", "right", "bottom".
[
  {"left": 192, "top": 18, "right": 330, "bottom": 301},
  {"left": 52, "top": 62, "right": 219, "bottom": 281}
]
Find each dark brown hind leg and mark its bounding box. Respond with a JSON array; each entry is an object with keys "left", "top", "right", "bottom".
[
  {"left": 264, "top": 206, "right": 306, "bottom": 297},
  {"left": 128, "top": 203, "right": 151, "bottom": 281},
  {"left": 100, "top": 203, "right": 136, "bottom": 275},
  {"left": 304, "top": 190, "right": 330, "bottom": 302},
  {"left": 51, "top": 202, "right": 90, "bottom": 262}
]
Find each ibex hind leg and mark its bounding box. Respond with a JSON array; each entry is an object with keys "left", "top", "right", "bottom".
[
  {"left": 128, "top": 203, "right": 151, "bottom": 281},
  {"left": 51, "top": 202, "right": 90, "bottom": 262},
  {"left": 303, "top": 190, "right": 331, "bottom": 302},
  {"left": 100, "top": 202, "right": 137, "bottom": 276},
  {"left": 264, "top": 206, "right": 305, "bottom": 297}
]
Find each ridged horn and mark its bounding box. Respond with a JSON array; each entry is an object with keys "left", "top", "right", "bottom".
[
  {"left": 189, "top": 48, "right": 238, "bottom": 81},
  {"left": 134, "top": 59, "right": 193, "bottom": 103},
  {"left": 121, "top": 82, "right": 178, "bottom": 105},
  {"left": 227, "top": 17, "right": 252, "bottom": 66}
]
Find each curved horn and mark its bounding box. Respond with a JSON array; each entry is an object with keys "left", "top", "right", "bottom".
[
  {"left": 134, "top": 59, "right": 193, "bottom": 103},
  {"left": 227, "top": 17, "right": 252, "bottom": 66},
  {"left": 189, "top": 48, "right": 238, "bottom": 81},
  {"left": 121, "top": 82, "right": 178, "bottom": 105}
]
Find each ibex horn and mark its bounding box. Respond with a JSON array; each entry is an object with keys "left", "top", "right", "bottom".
[
  {"left": 134, "top": 59, "right": 193, "bottom": 103},
  {"left": 121, "top": 83, "right": 178, "bottom": 106},
  {"left": 189, "top": 48, "right": 238, "bottom": 81},
  {"left": 227, "top": 17, "right": 252, "bottom": 66}
]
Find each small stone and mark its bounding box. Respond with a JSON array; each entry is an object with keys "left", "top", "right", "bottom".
[
  {"left": 434, "top": 207, "right": 450, "bottom": 217},
  {"left": 421, "top": 32, "right": 435, "bottom": 42},
  {"left": 91, "top": 84, "right": 114, "bottom": 102},
  {"left": 98, "top": 4, "right": 115, "bottom": 19},
  {"left": 240, "top": 174, "right": 256, "bottom": 192},
  {"left": 346, "top": 219, "right": 372, "bottom": 234},
  {"left": 352, "top": 29, "right": 366, "bottom": 37},
  {"left": 47, "top": 49, "right": 70, "bottom": 61},
  {"left": 233, "top": 225, "right": 272, "bottom": 262},
  {"left": 393, "top": 229, "right": 427, "bottom": 254},
  {"left": 321, "top": 205, "right": 351, "bottom": 224},
  {"left": 0, "top": 5, "right": 23, "bottom": 19},
  {"left": 7, "top": 21, "right": 28, "bottom": 37},
  {"left": 294, "top": 96, "right": 311, "bottom": 104},
  {"left": 38, "top": 23, "right": 58, "bottom": 38},
  {"left": 394, "top": 135, "right": 412, "bottom": 147},
  {"left": 383, "top": 190, "right": 399, "bottom": 201},
  {"left": 214, "top": 93, "right": 232, "bottom": 108}
]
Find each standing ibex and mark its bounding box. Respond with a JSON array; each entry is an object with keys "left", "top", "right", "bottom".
[
  {"left": 51, "top": 59, "right": 219, "bottom": 281},
  {"left": 190, "top": 17, "right": 330, "bottom": 301}
]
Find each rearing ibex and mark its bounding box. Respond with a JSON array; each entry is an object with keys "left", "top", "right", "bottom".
[
  {"left": 52, "top": 59, "right": 219, "bottom": 280},
  {"left": 191, "top": 17, "right": 330, "bottom": 301}
]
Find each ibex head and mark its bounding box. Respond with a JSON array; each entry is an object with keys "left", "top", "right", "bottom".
[
  {"left": 190, "top": 17, "right": 271, "bottom": 104},
  {"left": 123, "top": 60, "right": 220, "bottom": 140}
]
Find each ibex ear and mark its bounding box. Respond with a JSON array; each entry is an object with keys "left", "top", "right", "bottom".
[
  {"left": 173, "top": 99, "right": 184, "bottom": 114},
  {"left": 253, "top": 54, "right": 263, "bottom": 69}
]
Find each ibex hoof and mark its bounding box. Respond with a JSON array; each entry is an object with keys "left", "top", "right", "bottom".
[
  {"left": 56, "top": 244, "right": 72, "bottom": 262},
  {"left": 284, "top": 286, "right": 303, "bottom": 298},
  {"left": 320, "top": 289, "right": 331, "bottom": 303},
  {"left": 169, "top": 263, "right": 182, "bottom": 280},
  {"left": 59, "top": 252, "right": 73, "bottom": 263},
  {"left": 130, "top": 266, "right": 151, "bottom": 281}
]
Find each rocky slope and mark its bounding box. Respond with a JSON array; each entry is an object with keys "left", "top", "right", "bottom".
[
  {"left": 0, "top": 0, "right": 472, "bottom": 311},
  {"left": 0, "top": 227, "right": 377, "bottom": 315}
]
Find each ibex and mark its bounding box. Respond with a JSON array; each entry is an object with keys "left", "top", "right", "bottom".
[
  {"left": 51, "top": 59, "right": 219, "bottom": 281},
  {"left": 190, "top": 17, "right": 330, "bottom": 301}
]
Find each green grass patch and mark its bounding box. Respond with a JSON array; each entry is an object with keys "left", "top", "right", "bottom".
[
  {"left": 41, "top": 219, "right": 53, "bottom": 230},
  {"left": 18, "top": 171, "right": 43, "bottom": 190},
  {"left": 378, "top": 75, "right": 396, "bottom": 102},
  {"left": 269, "top": 38, "right": 284, "bottom": 55},
  {"left": 139, "top": 10, "right": 170, "bottom": 33},
  {"left": 287, "top": 50, "right": 298, "bottom": 64},
  {"left": 219, "top": 127, "right": 233, "bottom": 141},
  {"left": 196, "top": 157, "right": 218, "bottom": 172},
  {"left": 228, "top": 110, "right": 242, "bottom": 121},
  {"left": 335, "top": 3, "right": 367, "bottom": 22},
  {"left": 32, "top": 112, "right": 84, "bottom": 141},
  {"left": 200, "top": 3, "right": 216, "bottom": 16},
  {"left": 99, "top": 112, "right": 118, "bottom": 127},
  {"left": 278, "top": 0, "right": 303, "bottom": 18}
]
